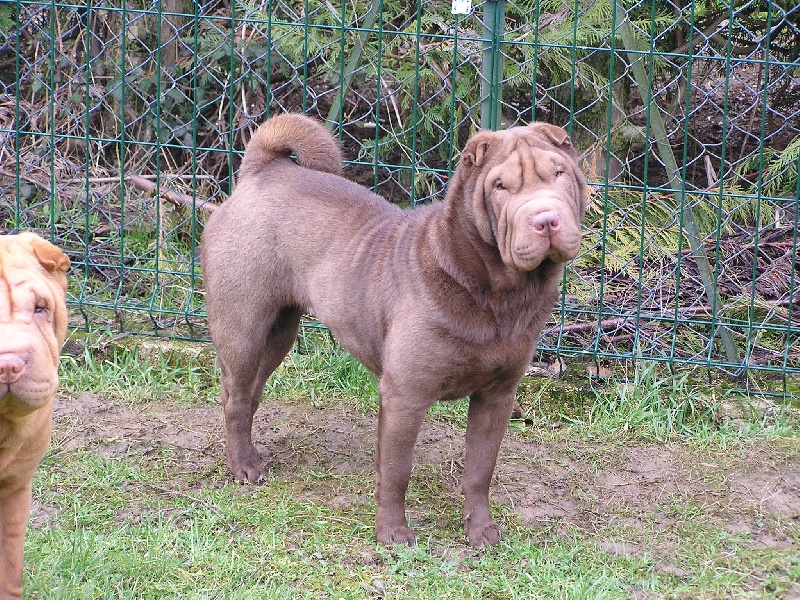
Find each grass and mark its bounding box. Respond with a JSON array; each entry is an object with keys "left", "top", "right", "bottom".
[
  {"left": 25, "top": 333, "right": 800, "bottom": 599},
  {"left": 59, "top": 333, "right": 220, "bottom": 407},
  {"left": 589, "top": 369, "right": 797, "bottom": 447},
  {"left": 26, "top": 463, "right": 800, "bottom": 599}
]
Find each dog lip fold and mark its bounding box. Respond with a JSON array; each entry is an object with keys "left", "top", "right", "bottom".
[
  {"left": 513, "top": 244, "right": 543, "bottom": 261},
  {"left": 513, "top": 234, "right": 578, "bottom": 268}
]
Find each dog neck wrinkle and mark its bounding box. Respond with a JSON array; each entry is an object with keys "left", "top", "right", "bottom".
[
  {"left": 429, "top": 203, "right": 492, "bottom": 289},
  {"left": 424, "top": 203, "right": 540, "bottom": 336},
  {"left": 441, "top": 194, "right": 535, "bottom": 292},
  {"left": 414, "top": 175, "right": 560, "bottom": 335}
]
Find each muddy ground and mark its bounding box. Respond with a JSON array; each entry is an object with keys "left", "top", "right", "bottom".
[{"left": 42, "top": 390, "right": 800, "bottom": 573}]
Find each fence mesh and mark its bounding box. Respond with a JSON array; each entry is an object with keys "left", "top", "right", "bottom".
[{"left": 1, "top": 0, "right": 798, "bottom": 393}]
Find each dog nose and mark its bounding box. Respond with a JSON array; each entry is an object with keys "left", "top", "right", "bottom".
[
  {"left": 531, "top": 211, "right": 560, "bottom": 235},
  {"left": 0, "top": 354, "right": 25, "bottom": 385}
]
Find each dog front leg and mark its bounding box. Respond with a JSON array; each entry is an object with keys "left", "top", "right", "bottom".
[
  {"left": 373, "top": 382, "right": 429, "bottom": 545},
  {"left": 462, "top": 389, "right": 516, "bottom": 546},
  {"left": 0, "top": 483, "right": 31, "bottom": 599}
]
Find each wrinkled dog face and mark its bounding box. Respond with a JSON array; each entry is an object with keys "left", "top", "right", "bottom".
[
  {"left": 466, "top": 123, "right": 588, "bottom": 272},
  {"left": 0, "top": 234, "right": 69, "bottom": 412}
]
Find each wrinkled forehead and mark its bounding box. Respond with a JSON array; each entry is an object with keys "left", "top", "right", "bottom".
[
  {"left": 1, "top": 243, "right": 34, "bottom": 275},
  {"left": 0, "top": 267, "right": 29, "bottom": 318},
  {"left": 0, "top": 246, "right": 48, "bottom": 292},
  {"left": 506, "top": 124, "right": 574, "bottom": 153},
  {"left": 490, "top": 137, "right": 573, "bottom": 182}
]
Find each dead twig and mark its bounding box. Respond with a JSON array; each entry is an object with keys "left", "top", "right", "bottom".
[
  {"left": 0, "top": 168, "right": 53, "bottom": 192},
  {"left": 139, "top": 482, "right": 236, "bottom": 531},
  {"left": 127, "top": 174, "right": 218, "bottom": 213},
  {"left": 549, "top": 304, "right": 750, "bottom": 336},
  {"left": 86, "top": 174, "right": 216, "bottom": 184}
]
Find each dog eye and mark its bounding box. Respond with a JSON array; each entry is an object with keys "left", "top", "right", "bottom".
[
  {"left": 495, "top": 180, "right": 506, "bottom": 191},
  {"left": 555, "top": 166, "right": 565, "bottom": 177},
  {"left": 34, "top": 301, "right": 48, "bottom": 314}
]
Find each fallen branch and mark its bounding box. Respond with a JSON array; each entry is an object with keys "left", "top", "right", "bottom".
[
  {"left": 0, "top": 168, "right": 52, "bottom": 192},
  {"left": 747, "top": 352, "right": 800, "bottom": 366},
  {"left": 127, "top": 174, "right": 218, "bottom": 213},
  {"left": 549, "top": 304, "right": 739, "bottom": 336},
  {"left": 551, "top": 294, "right": 800, "bottom": 339},
  {"left": 85, "top": 174, "right": 217, "bottom": 184},
  {"left": 0, "top": 170, "right": 221, "bottom": 214}
]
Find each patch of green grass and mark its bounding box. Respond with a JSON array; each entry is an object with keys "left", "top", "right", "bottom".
[
  {"left": 266, "top": 345, "right": 378, "bottom": 411},
  {"left": 584, "top": 361, "right": 716, "bottom": 440},
  {"left": 36, "top": 336, "right": 799, "bottom": 599},
  {"left": 514, "top": 358, "right": 799, "bottom": 447},
  {"left": 59, "top": 332, "right": 219, "bottom": 407},
  {"left": 28, "top": 448, "right": 800, "bottom": 599},
  {"left": 60, "top": 331, "right": 798, "bottom": 442},
  {"left": 576, "top": 361, "right": 799, "bottom": 446}
]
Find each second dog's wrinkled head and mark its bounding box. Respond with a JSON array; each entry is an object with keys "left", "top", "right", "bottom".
[
  {"left": 459, "top": 123, "right": 588, "bottom": 271},
  {"left": 0, "top": 232, "right": 70, "bottom": 413}
]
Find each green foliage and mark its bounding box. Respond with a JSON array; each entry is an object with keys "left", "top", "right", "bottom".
[
  {"left": 60, "top": 334, "right": 219, "bottom": 405},
  {"left": 578, "top": 188, "right": 781, "bottom": 274},
  {"left": 737, "top": 134, "right": 800, "bottom": 200},
  {"left": 581, "top": 359, "right": 799, "bottom": 443},
  {"left": 504, "top": 0, "right": 676, "bottom": 129},
  {"left": 0, "top": 3, "right": 14, "bottom": 35},
  {"left": 587, "top": 361, "right": 714, "bottom": 440},
  {"left": 266, "top": 329, "right": 379, "bottom": 410}
]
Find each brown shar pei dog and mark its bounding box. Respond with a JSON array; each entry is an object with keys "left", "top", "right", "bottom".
[
  {"left": 201, "top": 114, "right": 588, "bottom": 546},
  {"left": 0, "top": 232, "right": 69, "bottom": 599}
]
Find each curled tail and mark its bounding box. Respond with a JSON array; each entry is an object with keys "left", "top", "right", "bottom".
[{"left": 239, "top": 113, "right": 343, "bottom": 178}]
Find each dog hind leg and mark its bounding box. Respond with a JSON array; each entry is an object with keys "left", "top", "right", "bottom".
[{"left": 215, "top": 306, "right": 303, "bottom": 483}]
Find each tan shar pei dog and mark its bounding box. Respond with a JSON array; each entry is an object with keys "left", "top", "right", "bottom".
[
  {"left": 0, "top": 232, "right": 69, "bottom": 598},
  {"left": 202, "top": 114, "right": 587, "bottom": 546}
]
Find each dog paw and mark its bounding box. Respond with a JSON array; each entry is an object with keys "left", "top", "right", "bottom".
[
  {"left": 376, "top": 524, "right": 417, "bottom": 546},
  {"left": 466, "top": 520, "right": 503, "bottom": 547},
  {"left": 228, "top": 445, "right": 265, "bottom": 483},
  {"left": 233, "top": 467, "right": 265, "bottom": 484}
]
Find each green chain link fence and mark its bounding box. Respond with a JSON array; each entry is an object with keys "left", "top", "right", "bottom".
[{"left": 1, "top": 0, "right": 798, "bottom": 394}]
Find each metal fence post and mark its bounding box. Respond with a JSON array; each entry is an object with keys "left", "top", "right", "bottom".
[{"left": 481, "top": 0, "right": 505, "bottom": 130}]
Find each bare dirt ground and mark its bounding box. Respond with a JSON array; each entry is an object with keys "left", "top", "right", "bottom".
[{"left": 44, "top": 390, "right": 800, "bottom": 569}]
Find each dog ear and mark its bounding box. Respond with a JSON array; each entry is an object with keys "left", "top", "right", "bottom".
[
  {"left": 528, "top": 123, "right": 572, "bottom": 148},
  {"left": 460, "top": 131, "right": 497, "bottom": 169},
  {"left": 30, "top": 236, "right": 71, "bottom": 273}
]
